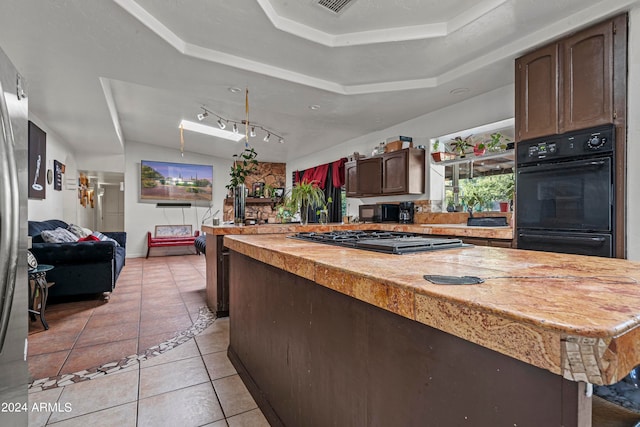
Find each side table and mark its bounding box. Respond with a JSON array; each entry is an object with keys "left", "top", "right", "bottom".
[{"left": 28, "top": 264, "right": 54, "bottom": 330}]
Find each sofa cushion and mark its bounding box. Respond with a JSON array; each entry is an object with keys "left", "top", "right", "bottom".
[
  {"left": 92, "top": 231, "right": 119, "bottom": 246},
  {"left": 68, "top": 223, "right": 91, "bottom": 238},
  {"left": 41, "top": 227, "right": 79, "bottom": 243},
  {"left": 28, "top": 219, "right": 69, "bottom": 242}
]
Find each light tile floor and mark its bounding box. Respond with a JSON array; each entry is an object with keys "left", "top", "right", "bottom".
[{"left": 28, "top": 305, "right": 270, "bottom": 427}]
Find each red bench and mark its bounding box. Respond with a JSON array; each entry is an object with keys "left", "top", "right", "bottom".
[{"left": 146, "top": 225, "right": 200, "bottom": 258}]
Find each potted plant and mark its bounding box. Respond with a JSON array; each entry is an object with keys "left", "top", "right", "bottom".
[
  {"left": 485, "top": 132, "right": 510, "bottom": 152},
  {"left": 448, "top": 135, "right": 474, "bottom": 158},
  {"left": 430, "top": 139, "right": 455, "bottom": 162},
  {"left": 473, "top": 142, "right": 486, "bottom": 156},
  {"left": 226, "top": 147, "right": 258, "bottom": 191},
  {"left": 226, "top": 147, "right": 258, "bottom": 224},
  {"left": 290, "top": 180, "right": 326, "bottom": 225},
  {"left": 316, "top": 197, "right": 333, "bottom": 225},
  {"left": 275, "top": 192, "right": 296, "bottom": 223}
]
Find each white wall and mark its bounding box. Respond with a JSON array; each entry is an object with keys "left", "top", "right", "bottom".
[
  {"left": 287, "top": 85, "right": 515, "bottom": 216},
  {"left": 124, "top": 141, "right": 232, "bottom": 258},
  {"left": 75, "top": 152, "right": 125, "bottom": 173},
  {"left": 628, "top": 6, "right": 640, "bottom": 261},
  {"left": 27, "top": 114, "right": 79, "bottom": 224}
]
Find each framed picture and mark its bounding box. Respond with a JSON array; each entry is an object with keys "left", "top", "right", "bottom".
[
  {"left": 53, "top": 160, "right": 64, "bottom": 191},
  {"left": 252, "top": 182, "right": 264, "bottom": 197},
  {"left": 140, "top": 160, "right": 213, "bottom": 203},
  {"left": 274, "top": 188, "right": 285, "bottom": 198},
  {"left": 28, "top": 121, "right": 46, "bottom": 199}
]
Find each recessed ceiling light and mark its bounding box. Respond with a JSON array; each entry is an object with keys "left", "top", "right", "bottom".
[
  {"left": 228, "top": 87, "right": 242, "bottom": 94},
  {"left": 179, "top": 120, "right": 244, "bottom": 142},
  {"left": 309, "top": 104, "right": 321, "bottom": 110},
  {"left": 450, "top": 87, "right": 470, "bottom": 95}
]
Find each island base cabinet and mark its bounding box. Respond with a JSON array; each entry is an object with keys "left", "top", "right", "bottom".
[{"left": 228, "top": 252, "right": 592, "bottom": 427}]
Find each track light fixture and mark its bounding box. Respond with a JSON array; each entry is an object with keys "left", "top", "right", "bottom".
[{"left": 195, "top": 99, "right": 284, "bottom": 144}]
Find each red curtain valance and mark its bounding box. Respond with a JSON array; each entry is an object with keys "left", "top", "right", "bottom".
[{"left": 294, "top": 157, "right": 347, "bottom": 189}]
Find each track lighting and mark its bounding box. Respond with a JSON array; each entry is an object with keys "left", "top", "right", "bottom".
[{"left": 194, "top": 102, "right": 284, "bottom": 144}]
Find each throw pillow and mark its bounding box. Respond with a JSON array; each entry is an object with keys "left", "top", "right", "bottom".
[
  {"left": 67, "top": 223, "right": 90, "bottom": 238},
  {"left": 79, "top": 235, "right": 100, "bottom": 242},
  {"left": 81, "top": 226, "right": 93, "bottom": 236},
  {"left": 91, "top": 231, "right": 119, "bottom": 246},
  {"left": 41, "top": 227, "right": 79, "bottom": 243}
]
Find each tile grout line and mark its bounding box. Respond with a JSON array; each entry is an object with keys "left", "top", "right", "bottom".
[{"left": 29, "top": 307, "right": 216, "bottom": 392}]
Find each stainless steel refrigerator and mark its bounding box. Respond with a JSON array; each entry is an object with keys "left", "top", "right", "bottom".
[{"left": 0, "top": 45, "right": 28, "bottom": 426}]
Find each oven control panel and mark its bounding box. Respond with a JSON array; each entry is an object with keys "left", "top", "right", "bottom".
[
  {"left": 517, "top": 124, "right": 614, "bottom": 165},
  {"left": 527, "top": 142, "right": 557, "bottom": 158}
]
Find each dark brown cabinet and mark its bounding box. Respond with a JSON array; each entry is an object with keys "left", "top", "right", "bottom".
[
  {"left": 345, "top": 161, "right": 358, "bottom": 197},
  {"left": 561, "top": 19, "right": 614, "bottom": 132},
  {"left": 356, "top": 157, "right": 382, "bottom": 196},
  {"left": 515, "top": 44, "right": 559, "bottom": 141},
  {"left": 382, "top": 149, "right": 425, "bottom": 195},
  {"left": 345, "top": 148, "right": 425, "bottom": 197},
  {"left": 515, "top": 15, "right": 623, "bottom": 141}
]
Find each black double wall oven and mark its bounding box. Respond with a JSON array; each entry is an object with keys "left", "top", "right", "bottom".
[{"left": 516, "top": 125, "right": 615, "bottom": 258}]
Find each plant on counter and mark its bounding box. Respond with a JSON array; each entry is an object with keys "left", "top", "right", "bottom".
[
  {"left": 225, "top": 147, "right": 258, "bottom": 190},
  {"left": 290, "top": 180, "right": 326, "bottom": 225},
  {"left": 275, "top": 193, "right": 296, "bottom": 223},
  {"left": 316, "top": 196, "right": 333, "bottom": 225}
]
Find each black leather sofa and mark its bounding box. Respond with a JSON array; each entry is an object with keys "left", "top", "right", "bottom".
[{"left": 28, "top": 219, "right": 126, "bottom": 298}]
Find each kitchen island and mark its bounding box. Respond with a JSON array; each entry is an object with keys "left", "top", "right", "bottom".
[
  {"left": 223, "top": 233, "right": 640, "bottom": 426},
  {"left": 201, "top": 222, "right": 512, "bottom": 315}
]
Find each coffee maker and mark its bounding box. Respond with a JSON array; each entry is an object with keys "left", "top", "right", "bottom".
[{"left": 398, "top": 201, "right": 415, "bottom": 224}]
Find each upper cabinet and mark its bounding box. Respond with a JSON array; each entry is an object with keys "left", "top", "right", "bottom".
[
  {"left": 345, "top": 148, "right": 425, "bottom": 197},
  {"left": 515, "top": 15, "right": 624, "bottom": 141},
  {"left": 357, "top": 157, "right": 383, "bottom": 196},
  {"left": 561, "top": 19, "right": 614, "bottom": 132},
  {"left": 515, "top": 44, "right": 559, "bottom": 141}
]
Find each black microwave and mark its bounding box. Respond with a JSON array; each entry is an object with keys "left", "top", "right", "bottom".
[{"left": 359, "top": 204, "right": 399, "bottom": 223}]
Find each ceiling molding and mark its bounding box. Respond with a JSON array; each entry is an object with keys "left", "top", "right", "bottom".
[
  {"left": 99, "top": 77, "right": 124, "bottom": 149},
  {"left": 113, "top": 0, "right": 637, "bottom": 96},
  {"left": 256, "top": 0, "right": 508, "bottom": 47}
]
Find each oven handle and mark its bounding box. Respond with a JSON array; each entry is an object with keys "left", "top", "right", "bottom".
[
  {"left": 517, "top": 159, "right": 608, "bottom": 174},
  {"left": 519, "top": 233, "right": 607, "bottom": 247}
]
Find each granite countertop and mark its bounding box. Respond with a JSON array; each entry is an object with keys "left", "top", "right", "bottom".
[
  {"left": 202, "top": 222, "right": 513, "bottom": 240},
  {"left": 223, "top": 233, "right": 640, "bottom": 386}
]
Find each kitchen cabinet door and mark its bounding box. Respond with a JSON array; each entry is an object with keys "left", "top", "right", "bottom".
[
  {"left": 357, "top": 157, "right": 382, "bottom": 196},
  {"left": 345, "top": 161, "right": 359, "bottom": 197},
  {"left": 382, "top": 150, "right": 407, "bottom": 194},
  {"left": 560, "top": 19, "right": 615, "bottom": 132},
  {"left": 515, "top": 44, "right": 559, "bottom": 141},
  {"left": 381, "top": 148, "right": 425, "bottom": 195}
]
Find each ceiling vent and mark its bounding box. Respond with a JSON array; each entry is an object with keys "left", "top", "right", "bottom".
[{"left": 317, "top": 0, "right": 355, "bottom": 14}]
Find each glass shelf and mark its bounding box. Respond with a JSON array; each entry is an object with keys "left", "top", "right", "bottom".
[{"left": 435, "top": 149, "right": 515, "bottom": 167}]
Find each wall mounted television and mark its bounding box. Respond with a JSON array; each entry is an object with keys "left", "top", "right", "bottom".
[{"left": 140, "top": 160, "right": 213, "bottom": 204}]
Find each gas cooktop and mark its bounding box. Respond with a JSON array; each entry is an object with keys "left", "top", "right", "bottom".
[{"left": 289, "top": 230, "right": 466, "bottom": 255}]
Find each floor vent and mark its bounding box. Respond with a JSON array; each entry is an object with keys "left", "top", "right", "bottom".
[{"left": 317, "top": 0, "right": 355, "bottom": 14}]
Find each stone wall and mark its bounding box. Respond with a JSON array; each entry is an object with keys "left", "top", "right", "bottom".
[{"left": 223, "top": 162, "right": 286, "bottom": 222}]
